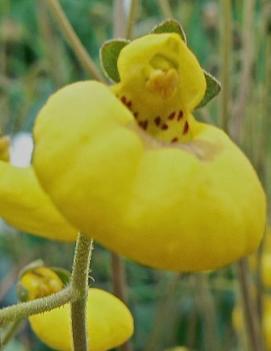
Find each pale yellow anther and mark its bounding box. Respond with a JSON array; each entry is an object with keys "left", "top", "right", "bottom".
[{"left": 146, "top": 68, "right": 178, "bottom": 99}]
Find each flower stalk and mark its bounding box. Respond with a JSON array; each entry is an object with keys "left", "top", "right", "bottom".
[
  {"left": 0, "top": 286, "right": 73, "bottom": 327},
  {"left": 70, "top": 234, "right": 94, "bottom": 351},
  {"left": 45, "top": 0, "right": 105, "bottom": 82},
  {"left": 237, "top": 259, "right": 265, "bottom": 351}
]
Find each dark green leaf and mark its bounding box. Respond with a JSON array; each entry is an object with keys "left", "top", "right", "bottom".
[
  {"left": 50, "top": 267, "right": 71, "bottom": 286},
  {"left": 151, "top": 19, "right": 187, "bottom": 43},
  {"left": 100, "top": 39, "right": 130, "bottom": 82},
  {"left": 196, "top": 71, "right": 221, "bottom": 109}
]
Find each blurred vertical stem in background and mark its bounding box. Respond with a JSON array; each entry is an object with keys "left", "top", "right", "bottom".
[
  {"left": 195, "top": 274, "right": 219, "bottom": 351},
  {"left": 126, "top": 0, "right": 139, "bottom": 39},
  {"left": 45, "top": 0, "right": 105, "bottom": 82},
  {"left": 36, "top": 1, "right": 65, "bottom": 87},
  {"left": 144, "top": 273, "right": 182, "bottom": 351},
  {"left": 237, "top": 260, "right": 265, "bottom": 351},
  {"left": 253, "top": 0, "right": 271, "bottom": 327},
  {"left": 258, "top": 2, "right": 271, "bottom": 191},
  {"left": 220, "top": 1, "right": 265, "bottom": 350},
  {"left": 232, "top": 0, "right": 255, "bottom": 141},
  {"left": 220, "top": 0, "right": 232, "bottom": 133},
  {"left": 0, "top": 319, "right": 23, "bottom": 349},
  {"left": 158, "top": 0, "right": 173, "bottom": 19}
]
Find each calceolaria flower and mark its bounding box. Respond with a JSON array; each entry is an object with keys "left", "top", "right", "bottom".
[
  {"left": 33, "top": 24, "right": 266, "bottom": 271},
  {"left": 19, "top": 267, "right": 134, "bottom": 351},
  {"left": 0, "top": 136, "right": 77, "bottom": 241}
]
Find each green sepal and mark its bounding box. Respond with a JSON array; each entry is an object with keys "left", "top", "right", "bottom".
[
  {"left": 196, "top": 71, "right": 221, "bottom": 109},
  {"left": 16, "top": 282, "right": 29, "bottom": 302},
  {"left": 50, "top": 267, "right": 71, "bottom": 286},
  {"left": 100, "top": 39, "right": 130, "bottom": 82},
  {"left": 18, "top": 259, "right": 44, "bottom": 280},
  {"left": 151, "top": 19, "right": 187, "bottom": 44}
]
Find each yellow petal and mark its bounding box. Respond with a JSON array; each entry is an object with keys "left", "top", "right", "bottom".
[
  {"left": 113, "top": 33, "right": 206, "bottom": 144},
  {"left": 116, "top": 33, "right": 206, "bottom": 111},
  {"left": 0, "top": 162, "right": 77, "bottom": 241},
  {"left": 33, "top": 80, "right": 265, "bottom": 271},
  {"left": 29, "top": 288, "right": 134, "bottom": 351}
]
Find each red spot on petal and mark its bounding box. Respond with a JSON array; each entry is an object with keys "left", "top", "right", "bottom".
[
  {"left": 126, "top": 100, "right": 132, "bottom": 108},
  {"left": 171, "top": 137, "right": 178, "bottom": 143},
  {"left": 161, "top": 123, "right": 168, "bottom": 130},
  {"left": 154, "top": 116, "right": 161, "bottom": 126},
  {"left": 177, "top": 110, "right": 184, "bottom": 120},
  {"left": 139, "top": 120, "right": 148, "bottom": 130},
  {"left": 168, "top": 112, "right": 176, "bottom": 120},
  {"left": 134, "top": 112, "right": 138, "bottom": 119},
  {"left": 121, "top": 96, "right": 127, "bottom": 104},
  {"left": 183, "top": 121, "right": 189, "bottom": 134}
]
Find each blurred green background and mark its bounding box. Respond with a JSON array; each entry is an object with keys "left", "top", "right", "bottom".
[{"left": 0, "top": 0, "right": 270, "bottom": 350}]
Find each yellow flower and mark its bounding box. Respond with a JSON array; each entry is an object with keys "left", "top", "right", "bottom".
[
  {"left": 19, "top": 266, "right": 64, "bottom": 300},
  {"left": 33, "top": 32, "right": 266, "bottom": 271},
  {"left": 0, "top": 158, "right": 77, "bottom": 241},
  {"left": 20, "top": 268, "right": 134, "bottom": 351}
]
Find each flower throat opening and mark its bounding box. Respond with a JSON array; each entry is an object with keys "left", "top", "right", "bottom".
[{"left": 113, "top": 53, "right": 193, "bottom": 144}]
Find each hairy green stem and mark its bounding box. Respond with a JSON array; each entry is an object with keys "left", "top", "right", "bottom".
[
  {"left": 0, "top": 286, "right": 73, "bottom": 327},
  {"left": 46, "top": 0, "right": 105, "bottom": 82},
  {"left": 70, "top": 234, "right": 94, "bottom": 351}
]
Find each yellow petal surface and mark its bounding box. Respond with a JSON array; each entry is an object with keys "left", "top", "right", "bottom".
[
  {"left": 112, "top": 33, "right": 206, "bottom": 144},
  {"left": 116, "top": 33, "right": 206, "bottom": 112},
  {"left": 29, "top": 288, "right": 134, "bottom": 351},
  {"left": 33, "top": 80, "right": 265, "bottom": 271},
  {"left": 0, "top": 162, "right": 77, "bottom": 241}
]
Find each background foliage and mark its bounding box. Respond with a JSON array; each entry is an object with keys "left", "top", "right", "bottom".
[{"left": 0, "top": 0, "right": 270, "bottom": 350}]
